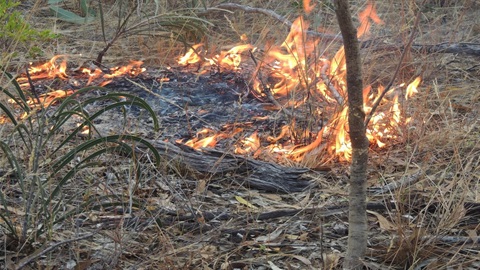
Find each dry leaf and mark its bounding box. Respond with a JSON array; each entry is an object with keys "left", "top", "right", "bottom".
[
  {"left": 292, "top": 254, "right": 312, "bottom": 266},
  {"left": 267, "top": 261, "right": 283, "bottom": 270},
  {"left": 255, "top": 229, "right": 283, "bottom": 243},
  {"left": 367, "top": 210, "right": 396, "bottom": 231},
  {"left": 235, "top": 195, "right": 257, "bottom": 209}
]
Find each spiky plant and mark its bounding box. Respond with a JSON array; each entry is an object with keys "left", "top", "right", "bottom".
[{"left": 0, "top": 68, "right": 160, "bottom": 252}]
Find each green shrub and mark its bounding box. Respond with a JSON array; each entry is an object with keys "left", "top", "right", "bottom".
[{"left": 0, "top": 0, "right": 57, "bottom": 57}]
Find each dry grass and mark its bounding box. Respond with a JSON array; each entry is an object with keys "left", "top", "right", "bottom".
[{"left": 1, "top": 0, "right": 479, "bottom": 269}]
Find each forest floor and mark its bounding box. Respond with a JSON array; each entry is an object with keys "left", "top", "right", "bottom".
[{"left": 1, "top": 0, "right": 479, "bottom": 269}]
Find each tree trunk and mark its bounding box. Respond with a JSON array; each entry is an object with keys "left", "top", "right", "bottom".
[{"left": 333, "top": 1, "right": 370, "bottom": 269}]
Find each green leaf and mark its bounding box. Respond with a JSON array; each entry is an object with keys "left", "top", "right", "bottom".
[
  {"left": 80, "top": 0, "right": 96, "bottom": 17},
  {"left": 50, "top": 5, "right": 95, "bottom": 24},
  {"left": 47, "top": 0, "right": 64, "bottom": 4}
]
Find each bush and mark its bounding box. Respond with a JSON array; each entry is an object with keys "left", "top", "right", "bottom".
[{"left": 0, "top": 0, "right": 57, "bottom": 58}]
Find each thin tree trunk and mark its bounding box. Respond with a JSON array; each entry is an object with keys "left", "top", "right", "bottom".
[{"left": 333, "top": 1, "right": 370, "bottom": 269}]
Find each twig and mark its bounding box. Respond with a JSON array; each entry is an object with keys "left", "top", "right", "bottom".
[
  {"left": 15, "top": 231, "right": 98, "bottom": 270},
  {"left": 248, "top": 50, "right": 293, "bottom": 117},
  {"left": 364, "top": 1, "right": 424, "bottom": 127},
  {"left": 320, "top": 62, "right": 344, "bottom": 106},
  {"left": 368, "top": 170, "right": 423, "bottom": 195}
]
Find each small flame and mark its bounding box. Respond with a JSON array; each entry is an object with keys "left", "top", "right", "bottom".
[
  {"left": 216, "top": 44, "right": 255, "bottom": 70},
  {"left": 357, "top": 1, "right": 384, "bottom": 38},
  {"left": 21, "top": 55, "right": 68, "bottom": 81},
  {"left": 303, "top": 0, "right": 315, "bottom": 14},
  {"left": 104, "top": 60, "right": 145, "bottom": 79},
  {"left": 333, "top": 107, "right": 351, "bottom": 161},
  {"left": 406, "top": 76, "right": 421, "bottom": 100},
  {"left": 235, "top": 131, "right": 260, "bottom": 155},
  {"left": 178, "top": 44, "right": 204, "bottom": 65}
]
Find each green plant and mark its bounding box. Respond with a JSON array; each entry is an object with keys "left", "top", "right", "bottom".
[
  {"left": 0, "top": 0, "right": 57, "bottom": 57},
  {"left": 49, "top": 0, "right": 96, "bottom": 24},
  {"left": 0, "top": 68, "right": 160, "bottom": 252}
]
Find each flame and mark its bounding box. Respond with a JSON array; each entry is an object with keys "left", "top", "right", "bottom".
[
  {"left": 406, "top": 76, "right": 421, "bottom": 100},
  {"left": 215, "top": 44, "right": 255, "bottom": 70},
  {"left": 178, "top": 44, "right": 204, "bottom": 65},
  {"left": 82, "top": 68, "right": 103, "bottom": 85},
  {"left": 303, "top": 0, "right": 315, "bottom": 14},
  {"left": 234, "top": 131, "right": 260, "bottom": 155},
  {"left": 171, "top": 4, "right": 421, "bottom": 163},
  {"left": 19, "top": 55, "right": 69, "bottom": 82},
  {"left": 333, "top": 107, "right": 351, "bottom": 161},
  {"left": 104, "top": 60, "right": 145, "bottom": 78},
  {"left": 357, "top": 1, "right": 384, "bottom": 38}
]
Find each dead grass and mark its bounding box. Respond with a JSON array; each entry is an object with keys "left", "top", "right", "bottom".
[{"left": 1, "top": 0, "right": 479, "bottom": 269}]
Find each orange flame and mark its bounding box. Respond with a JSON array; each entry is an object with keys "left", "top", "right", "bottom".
[
  {"left": 104, "top": 60, "right": 145, "bottom": 79},
  {"left": 303, "top": 0, "right": 315, "bottom": 14},
  {"left": 178, "top": 44, "right": 204, "bottom": 65},
  {"left": 21, "top": 55, "right": 68, "bottom": 81},
  {"left": 172, "top": 8, "right": 420, "bottom": 163},
  {"left": 357, "top": 1, "right": 384, "bottom": 38},
  {"left": 406, "top": 76, "right": 421, "bottom": 100},
  {"left": 234, "top": 131, "right": 260, "bottom": 155}
]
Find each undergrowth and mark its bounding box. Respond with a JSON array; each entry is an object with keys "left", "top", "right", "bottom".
[{"left": 0, "top": 68, "right": 160, "bottom": 255}]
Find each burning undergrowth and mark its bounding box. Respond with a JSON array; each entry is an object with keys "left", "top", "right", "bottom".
[{"left": 7, "top": 2, "right": 421, "bottom": 167}]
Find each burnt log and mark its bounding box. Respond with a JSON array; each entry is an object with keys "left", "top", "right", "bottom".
[{"left": 142, "top": 140, "right": 314, "bottom": 193}]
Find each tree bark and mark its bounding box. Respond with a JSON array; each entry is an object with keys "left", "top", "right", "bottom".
[{"left": 333, "top": 1, "right": 370, "bottom": 269}]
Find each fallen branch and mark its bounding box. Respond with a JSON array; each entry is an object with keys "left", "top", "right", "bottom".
[
  {"left": 15, "top": 231, "right": 98, "bottom": 270},
  {"left": 368, "top": 170, "right": 423, "bottom": 195},
  {"left": 136, "top": 140, "right": 314, "bottom": 193}
]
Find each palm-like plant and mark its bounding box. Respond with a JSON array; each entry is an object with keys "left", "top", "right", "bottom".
[{"left": 0, "top": 68, "right": 160, "bottom": 251}]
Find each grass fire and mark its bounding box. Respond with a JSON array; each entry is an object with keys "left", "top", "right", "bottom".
[{"left": 0, "top": 0, "right": 478, "bottom": 269}]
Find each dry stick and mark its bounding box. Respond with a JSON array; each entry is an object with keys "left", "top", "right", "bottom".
[
  {"left": 25, "top": 67, "right": 40, "bottom": 104},
  {"left": 248, "top": 50, "right": 293, "bottom": 117},
  {"left": 320, "top": 62, "right": 344, "bottom": 106},
  {"left": 199, "top": 3, "right": 343, "bottom": 42},
  {"left": 364, "top": 3, "right": 423, "bottom": 127},
  {"left": 368, "top": 170, "right": 423, "bottom": 195},
  {"left": 15, "top": 231, "right": 98, "bottom": 270}
]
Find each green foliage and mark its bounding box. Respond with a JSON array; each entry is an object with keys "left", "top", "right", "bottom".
[
  {"left": 0, "top": 0, "right": 57, "bottom": 57},
  {"left": 0, "top": 68, "right": 160, "bottom": 251},
  {"left": 49, "top": 0, "right": 96, "bottom": 24}
]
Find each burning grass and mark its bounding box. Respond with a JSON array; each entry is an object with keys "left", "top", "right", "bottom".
[{"left": 1, "top": 0, "right": 479, "bottom": 269}]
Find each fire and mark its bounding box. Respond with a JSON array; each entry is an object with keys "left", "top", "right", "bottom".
[
  {"left": 173, "top": 2, "right": 421, "bottom": 163},
  {"left": 406, "top": 76, "right": 421, "bottom": 100},
  {"left": 178, "top": 44, "right": 204, "bottom": 65},
  {"left": 8, "top": 56, "right": 146, "bottom": 116},
  {"left": 357, "top": 1, "right": 384, "bottom": 38},
  {"left": 303, "top": 0, "right": 315, "bottom": 14},
  {"left": 17, "top": 55, "right": 69, "bottom": 83},
  {"left": 234, "top": 131, "right": 260, "bottom": 155}
]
